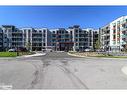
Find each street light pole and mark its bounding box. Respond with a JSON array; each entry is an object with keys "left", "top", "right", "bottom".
[
  {"left": 17, "top": 46, "right": 19, "bottom": 56},
  {"left": 82, "top": 46, "right": 83, "bottom": 52}
]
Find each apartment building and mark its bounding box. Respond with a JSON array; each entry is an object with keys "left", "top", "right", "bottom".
[
  {"left": 0, "top": 25, "right": 98, "bottom": 52},
  {"left": 20, "top": 28, "right": 50, "bottom": 51},
  {"left": 100, "top": 16, "right": 127, "bottom": 51},
  {"left": 50, "top": 28, "right": 73, "bottom": 51},
  {"left": 67, "top": 25, "right": 98, "bottom": 51},
  {"left": 0, "top": 25, "right": 50, "bottom": 51},
  {"left": 0, "top": 28, "right": 3, "bottom": 51},
  {"left": 100, "top": 24, "right": 110, "bottom": 51},
  {"left": 50, "top": 26, "right": 99, "bottom": 52},
  {"left": 1, "top": 25, "right": 20, "bottom": 50}
]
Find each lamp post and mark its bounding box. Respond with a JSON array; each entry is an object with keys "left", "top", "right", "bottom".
[
  {"left": 17, "top": 47, "right": 19, "bottom": 56},
  {"left": 56, "top": 42, "right": 59, "bottom": 51},
  {"left": 81, "top": 46, "right": 84, "bottom": 52}
]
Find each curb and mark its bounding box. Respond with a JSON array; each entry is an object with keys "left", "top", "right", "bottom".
[
  {"left": 67, "top": 52, "right": 87, "bottom": 58},
  {"left": 67, "top": 52, "right": 127, "bottom": 60},
  {"left": 23, "top": 53, "right": 46, "bottom": 57},
  {"left": 17, "top": 53, "right": 46, "bottom": 58}
]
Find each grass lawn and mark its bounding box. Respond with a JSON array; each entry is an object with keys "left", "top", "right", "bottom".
[{"left": 0, "top": 52, "right": 35, "bottom": 57}]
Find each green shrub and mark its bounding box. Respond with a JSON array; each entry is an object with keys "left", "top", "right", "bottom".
[{"left": 0, "top": 52, "right": 17, "bottom": 57}]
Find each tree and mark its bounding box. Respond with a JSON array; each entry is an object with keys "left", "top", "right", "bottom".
[
  {"left": 123, "top": 44, "right": 127, "bottom": 52},
  {"left": 25, "top": 41, "right": 31, "bottom": 52},
  {"left": 94, "top": 40, "right": 101, "bottom": 50}
]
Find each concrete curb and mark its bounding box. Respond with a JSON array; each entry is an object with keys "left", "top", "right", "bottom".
[
  {"left": 67, "top": 52, "right": 87, "bottom": 58},
  {"left": 67, "top": 52, "right": 127, "bottom": 60},
  {"left": 23, "top": 53, "right": 46, "bottom": 57},
  {"left": 17, "top": 53, "right": 46, "bottom": 58}
]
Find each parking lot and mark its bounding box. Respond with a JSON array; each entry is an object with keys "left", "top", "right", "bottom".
[{"left": 0, "top": 52, "right": 127, "bottom": 89}]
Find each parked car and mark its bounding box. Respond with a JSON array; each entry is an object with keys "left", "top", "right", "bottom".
[
  {"left": 46, "top": 49, "right": 53, "bottom": 52},
  {"left": 8, "top": 49, "right": 16, "bottom": 52},
  {"left": 84, "top": 48, "right": 94, "bottom": 52}
]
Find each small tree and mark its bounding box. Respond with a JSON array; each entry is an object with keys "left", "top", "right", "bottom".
[
  {"left": 123, "top": 44, "right": 127, "bottom": 52},
  {"left": 94, "top": 40, "right": 101, "bottom": 51},
  {"left": 25, "top": 42, "right": 31, "bottom": 52}
]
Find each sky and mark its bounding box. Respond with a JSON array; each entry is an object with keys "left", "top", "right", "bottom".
[{"left": 0, "top": 6, "right": 127, "bottom": 29}]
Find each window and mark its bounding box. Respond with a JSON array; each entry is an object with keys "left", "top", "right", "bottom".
[
  {"left": 52, "top": 34, "right": 56, "bottom": 37},
  {"left": 28, "top": 30, "right": 31, "bottom": 32},
  {"left": 39, "top": 30, "right": 42, "bottom": 33},
  {"left": 113, "top": 35, "right": 116, "bottom": 39},
  {"left": 75, "top": 39, "right": 78, "bottom": 41},
  {"left": 43, "top": 43, "right": 45, "bottom": 46},
  {"left": 39, "top": 43, "right": 42, "bottom": 46},
  {"left": 52, "top": 43, "right": 55, "bottom": 46},
  {"left": 43, "top": 34, "right": 45, "bottom": 37},
  {"left": 75, "top": 30, "right": 78, "bottom": 33},
  {"left": 75, "top": 34, "right": 78, "bottom": 37},
  {"left": 43, "top": 30, "right": 46, "bottom": 33},
  {"left": 113, "top": 41, "right": 116, "bottom": 44},
  {"left": 70, "top": 31, "right": 72, "bottom": 34},
  {"left": 113, "top": 30, "right": 116, "bottom": 33},
  {"left": 53, "top": 31, "right": 55, "bottom": 33},
  {"left": 65, "top": 31, "right": 68, "bottom": 33},
  {"left": 62, "top": 31, "right": 64, "bottom": 34}
]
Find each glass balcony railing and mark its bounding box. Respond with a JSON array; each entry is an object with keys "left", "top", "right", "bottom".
[
  {"left": 121, "top": 27, "right": 127, "bottom": 31},
  {"left": 121, "top": 41, "right": 126, "bottom": 44},
  {"left": 121, "top": 34, "right": 127, "bottom": 38}
]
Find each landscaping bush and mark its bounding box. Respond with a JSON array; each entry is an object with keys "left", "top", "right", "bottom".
[
  {"left": 0, "top": 52, "right": 17, "bottom": 57},
  {"left": 0, "top": 52, "right": 35, "bottom": 57}
]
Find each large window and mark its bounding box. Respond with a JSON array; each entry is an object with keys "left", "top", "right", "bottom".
[
  {"left": 75, "top": 39, "right": 78, "bottom": 41},
  {"left": 75, "top": 30, "right": 78, "bottom": 33},
  {"left": 43, "top": 30, "right": 46, "bottom": 33},
  {"left": 53, "top": 31, "right": 55, "bottom": 33},
  {"left": 113, "top": 35, "right": 116, "bottom": 39},
  {"left": 75, "top": 34, "right": 78, "bottom": 37},
  {"left": 62, "top": 31, "right": 64, "bottom": 34}
]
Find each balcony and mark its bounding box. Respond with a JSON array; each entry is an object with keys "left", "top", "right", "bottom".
[
  {"left": 78, "top": 41, "right": 86, "bottom": 43},
  {"left": 79, "top": 32, "right": 85, "bottom": 34},
  {"left": 113, "top": 38, "right": 116, "bottom": 41},
  {"left": 32, "top": 40, "right": 42, "bottom": 43},
  {"left": 121, "top": 34, "right": 127, "bottom": 38},
  {"left": 32, "top": 32, "right": 42, "bottom": 34},
  {"left": 32, "top": 36, "right": 42, "bottom": 38},
  {"left": 12, "top": 41, "right": 23, "bottom": 43},
  {"left": 122, "top": 41, "right": 126, "bottom": 45},
  {"left": 12, "top": 32, "right": 22, "bottom": 34},
  {"left": 117, "top": 31, "right": 120, "bottom": 34},
  {"left": 32, "top": 46, "right": 42, "bottom": 47},
  {"left": 112, "top": 27, "right": 116, "bottom": 30},
  {"left": 12, "top": 36, "right": 22, "bottom": 38},
  {"left": 121, "top": 27, "right": 127, "bottom": 31},
  {"left": 117, "top": 38, "right": 120, "bottom": 40},
  {"left": 79, "top": 36, "right": 85, "bottom": 38}
]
